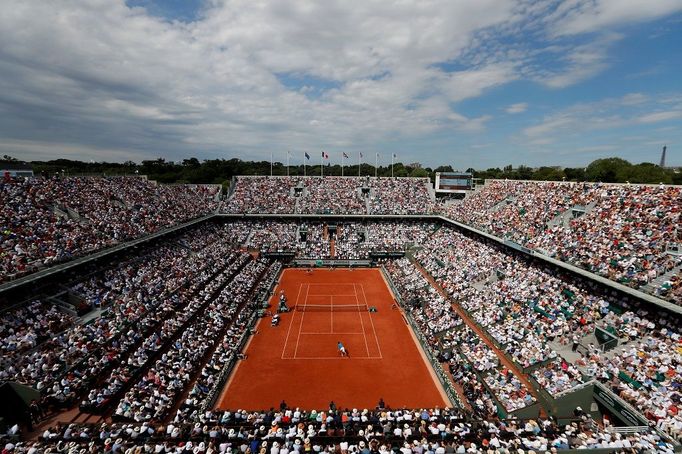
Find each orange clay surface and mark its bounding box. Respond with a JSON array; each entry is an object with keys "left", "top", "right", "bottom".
[{"left": 216, "top": 268, "right": 449, "bottom": 411}]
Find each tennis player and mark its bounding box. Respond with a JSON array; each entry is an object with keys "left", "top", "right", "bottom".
[{"left": 337, "top": 341, "right": 348, "bottom": 357}]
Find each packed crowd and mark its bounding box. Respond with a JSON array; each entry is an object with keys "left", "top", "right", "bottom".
[
  {"left": 0, "top": 300, "right": 74, "bottom": 361},
  {"left": 531, "top": 359, "right": 584, "bottom": 396},
  {"left": 222, "top": 176, "right": 433, "bottom": 216},
  {"left": 223, "top": 177, "right": 298, "bottom": 214},
  {"left": 439, "top": 181, "right": 682, "bottom": 303},
  {"left": 221, "top": 176, "right": 682, "bottom": 304},
  {"left": 299, "top": 178, "right": 366, "bottom": 215},
  {"left": 242, "top": 221, "right": 300, "bottom": 254},
  {"left": 113, "top": 257, "right": 271, "bottom": 422},
  {"left": 5, "top": 407, "right": 677, "bottom": 453},
  {"left": 369, "top": 178, "right": 434, "bottom": 215},
  {"left": 360, "top": 222, "right": 436, "bottom": 256},
  {"left": 0, "top": 223, "right": 256, "bottom": 412},
  {"left": 483, "top": 369, "right": 536, "bottom": 412},
  {"left": 415, "top": 225, "right": 612, "bottom": 369},
  {"left": 231, "top": 220, "right": 437, "bottom": 260},
  {"left": 78, "top": 249, "right": 250, "bottom": 414},
  {"left": 4, "top": 204, "right": 682, "bottom": 451},
  {"left": 181, "top": 262, "right": 283, "bottom": 419},
  {"left": 384, "top": 258, "right": 536, "bottom": 415},
  {"left": 393, "top": 223, "right": 682, "bottom": 437},
  {"left": 577, "top": 313, "right": 682, "bottom": 440},
  {"left": 0, "top": 176, "right": 219, "bottom": 283}
]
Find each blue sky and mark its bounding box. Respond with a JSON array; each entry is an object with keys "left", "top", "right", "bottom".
[{"left": 0, "top": 0, "right": 680, "bottom": 169}]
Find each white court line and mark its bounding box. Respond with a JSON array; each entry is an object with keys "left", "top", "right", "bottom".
[
  {"left": 281, "top": 283, "right": 304, "bottom": 360},
  {"left": 300, "top": 332, "right": 364, "bottom": 335},
  {"left": 282, "top": 356, "right": 383, "bottom": 361},
  {"left": 303, "top": 294, "right": 358, "bottom": 297},
  {"left": 330, "top": 295, "right": 333, "bottom": 334},
  {"left": 354, "top": 283, "right": 370, "bottom": 357},
  {"left": 360, "top": 283, "right": 383, "bottom": 359},
  {"left": 292, "top": 284, "right": 310, "bottom": 359},
  {"left": 307, "top": 283, "right": 357, "bottom": 287}
]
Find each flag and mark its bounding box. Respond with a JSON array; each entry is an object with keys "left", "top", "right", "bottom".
[
  {"left": 343, "top": 152, "right": 349, "bottom": 159},
  {"left": 305, "top": 152, "right": 310, "bottom": 160},
  {"left": 322, "top": 151, "right": 329, "bottom": 159},
  {"left": 393, "top": 153, "right": 397, "bottom": 158},
  {"left": 360, "top": 152, "right": 363, "bottom": 158}
]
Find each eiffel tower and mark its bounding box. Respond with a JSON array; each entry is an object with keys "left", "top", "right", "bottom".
[{"left": 659, "top": 145, "right": 667, "bottom": 167}]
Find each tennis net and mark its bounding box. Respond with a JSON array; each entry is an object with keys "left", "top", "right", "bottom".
[{"left": 295, "top": 304, "right": 369, "bottom": 312}]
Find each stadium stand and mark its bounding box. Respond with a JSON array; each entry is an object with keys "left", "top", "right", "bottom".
[
  {"left": 2, "top": 175, "right": 682, "bottom": 453},
  {"left": 437, "top": 180, "right": 682, "bottom": 304},
  {"left": 222, "top": 176, "right": 680, "bottom": 303},
  {"left": 222, "top": 176, "right": 434, "bottom": 215},
  {"left": 6, "top": 410, "right": 676, "bottom": 453},
  {"left": 0, "top": 176, "right": 219, "bottom": 284}
]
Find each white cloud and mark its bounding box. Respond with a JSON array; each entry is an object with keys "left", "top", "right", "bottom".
[
  {"left": 549, "top": 0, "right": 682, "bottom": 36},
  {"left": 0, "top": 0, "right": 680, "bottom": 165},
  {"left": 0, "top": 0, "right": 527, "bottom": 163},
  {"left": 537, "top": 33, "right": 621, "bottom": 88},
  {"left": 440, "top": 63, "right": 519, "bottom": 103},
  {"left": 620, "top": 93, "right": 648, "bottom": 105},
  {"left": 0, "top": 139, "right": 145, "bottom": 162},
  {"left": 576, "top": 144, "right": 617, "bottom": 153},
  {"left": 523, "top": 116, "right": 574, "bottom": 137},
  {"left": 636, "top": 111, "right": 682, "bottom": 123},
  {"left": 519, "top": 93, "right": 682, "bottom": 155},
  {"left": 506, "top": 102, "right": 528, "bottom": 114}
]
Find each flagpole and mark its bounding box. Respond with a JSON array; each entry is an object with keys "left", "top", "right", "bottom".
[
  {"left": 341, "top": 152, "right": 344, "bottom": 177},
  {"left": 358, "top": 152, "right": 361, "bottom": 177},
  {"left": 321, "top": 151, "right": 324, "bottom": 178},
  {"left": 270, "top": 151, "right": 273, "bottom": 177},
  {"left": 286, "top": 151, "right": 290, "bottom": 177},
  {"left": 375, "top": 153, "right": 378, "bottom": 178},
  {"left": 304, "top": 152, "right": 306, "bottom": 177},
  {"left": 391, "top": 153, "right": 394, "bottom": 178}
]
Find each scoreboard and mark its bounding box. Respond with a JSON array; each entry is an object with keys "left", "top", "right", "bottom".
[{"left": 435, "top": 172, "right": 472, "bottom": 193}]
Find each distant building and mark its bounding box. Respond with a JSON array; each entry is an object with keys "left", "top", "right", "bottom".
[
  {"left": 1, "top": 162, "right": 34, "bottom": 178},
  {"left": 406, "top": 162, "right": 422, "bottom": 169}
]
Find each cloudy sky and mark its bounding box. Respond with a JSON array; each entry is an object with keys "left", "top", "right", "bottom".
[{"left": 0, "top": 0, "right": 681, "bottom": 168}]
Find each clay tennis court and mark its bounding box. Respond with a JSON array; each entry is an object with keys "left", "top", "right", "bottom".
[{"left": 217, "top": 268, "right": 449, "bottom": 410}]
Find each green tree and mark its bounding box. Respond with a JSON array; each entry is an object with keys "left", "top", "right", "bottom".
[
  {"left": 564, "top": 167, "right": 586, "bottom": 182},
  {"left": 515, "top": 165, "right": 534, "bottom": 180},
  {"left": 585, "top": 158, "right": 631, "bottom": 182},
  {"left": 626, "top": 162, "right": 673, "bottom": 184},
  {"left": 533, "top": 166, "right": 565, "bottom": 181},
  {"left": 182, "top": 157, "right": 201, "bottom": 167}
]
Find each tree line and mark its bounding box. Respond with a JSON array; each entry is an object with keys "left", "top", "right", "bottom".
[{"left": 2, "top": 155, "right": 680, "bottom": 186}]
